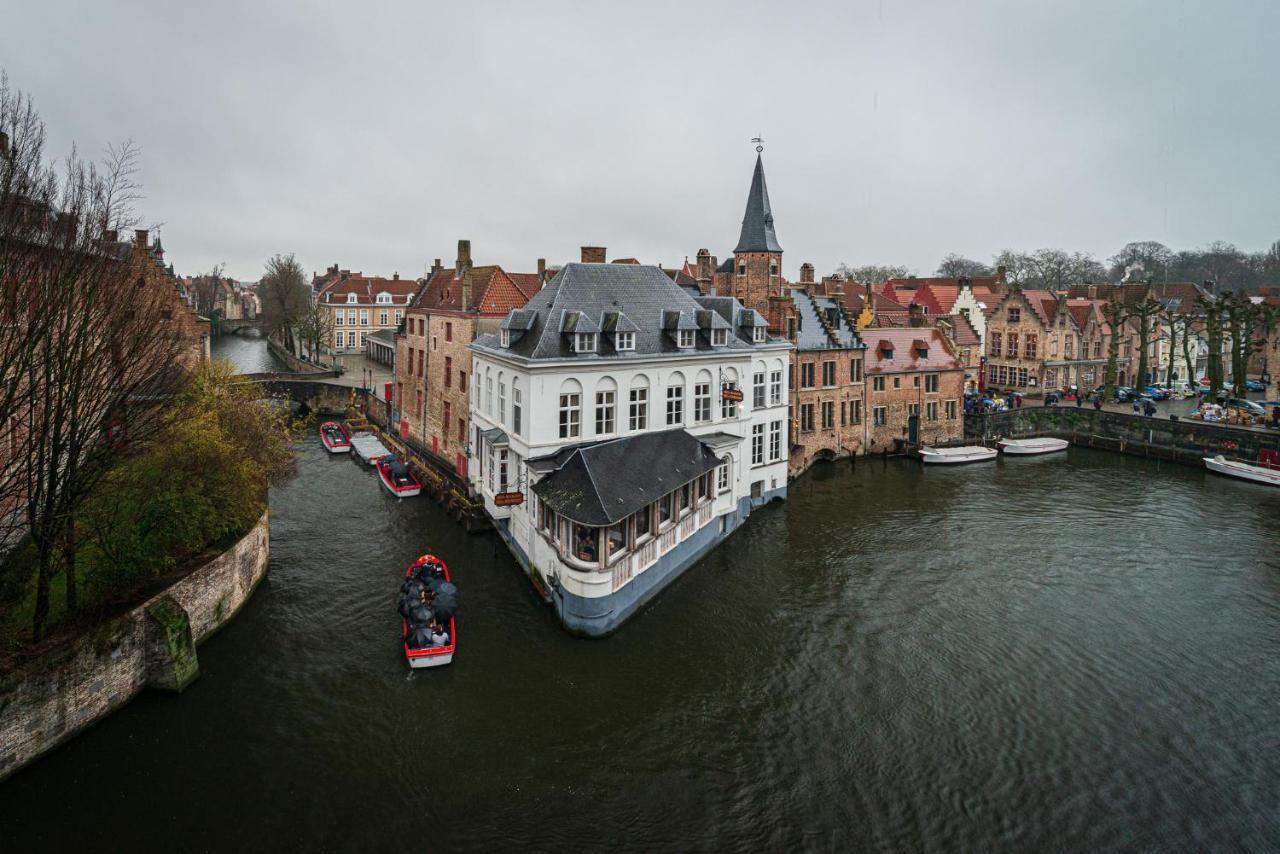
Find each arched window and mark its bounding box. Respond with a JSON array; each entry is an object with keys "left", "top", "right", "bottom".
[
  {"left": 717, "top": 454, "right": 733, "bottom": 493},
  {"left": 752, "top": 361, "right": 767, "bottom": 408},
  {"left": 665, "top": 371, "right": 685, "bottom": 426},
  {"left": 629, "top": 374, "right": 650, "bottom": 431},
  {"left": 485, "top": 368, "right": 493, "bottom": 415},
  {"left": 558, "top": 378, "right": 582, "bottom": 439},
  {"left": 769, "top": 358, "right": 785, "bottom": 405},
  {"left": 720, "top": 367, "right": 739, "bottom": 419},
  {"left": 693, "top": 369, "right": 713, "bottom": 423},
  {"left": 511, "top": 378, "right": 523, "bottom": 436},
  {"left": 497, "top": 371, "right": 506, "bottom": 425},
  {"left": 594, "top": 376, "right": 617, "bottom": 435}
]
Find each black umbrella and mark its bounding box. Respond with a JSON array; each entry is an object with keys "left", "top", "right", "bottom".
[{"left": 407, "top": 604, "right": 434, "bottom": 627}]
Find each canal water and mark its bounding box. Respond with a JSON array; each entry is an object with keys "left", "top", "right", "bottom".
[
  {"left": 210, "top": 332, "right": 287, "bottom": 373},
  {"left": 3, "top": 439, "right": 1280, "bottom": 850}
]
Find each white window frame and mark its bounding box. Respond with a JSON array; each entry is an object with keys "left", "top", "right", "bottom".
[
  {"left": 575, "top": 332, "right": 597, "bottom": 353},
  {"left": 666, "top": 385, "right": 683, "bottom": 426},
  {"left": 559, "top": 393, "right": 581, "bottom": 439},
  {"left": 769, "top": 420, "right": 782, "bottom": 462},
  {"left": 615, "top": 332, "right": 635, "bottom": 351},
  {"left": 752, "top": 326, "right": 766, "bottom": 343},
  {"left": 595, "top": 390, "right": 616, "bottom": 435},
  {"left": 512, "top": 386, "right": 523, "bottom": 435},
  {"left": 769, "top": 370, "right": 782, "bottom": 405},
  {"left": 717, "top": 459, "right": 731, "bottom": 493},
  {"left": 694, "top": 382, "right": 711, "bottom": 423},
  {"left": 751, "top": 424, "right": 765, "bottom": 465},
  {"left": 498, "top": 380, "right": 507, "bottom": 425},
  {"left": 677, "top": 329, "right": 695, "bottom": 349},
  {"left": 629, "top": 387, "right": 648, "bottom": 431},
  {"left": 346, "top": 293, "right": 357, "bottom": 304},
  {"left": 711, "top": 328, "right": 728, "bottom": 347}
]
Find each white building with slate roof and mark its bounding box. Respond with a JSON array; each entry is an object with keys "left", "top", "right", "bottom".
[{"left": 468, "top": 261, "right": 792, "bottom": 636}]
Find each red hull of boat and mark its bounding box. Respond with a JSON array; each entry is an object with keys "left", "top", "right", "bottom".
[{"left": 403, "top": 556, "right": 456, "bottom": 667}]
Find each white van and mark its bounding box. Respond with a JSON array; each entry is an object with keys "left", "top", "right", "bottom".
[{"left": 1165, "top": 380, "right": 1195, "bottom": 397}]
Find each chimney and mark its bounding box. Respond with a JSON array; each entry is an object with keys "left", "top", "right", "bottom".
[
  {"left": 908, "top": 302, "right": 924, "bottom": 327},
  {"left": 537, "top": 258, "right": 546, "bottom": 278},
  {"left": 102, "top": 228, "right": 118, "bottom": 243},
  {"left": 799, "top": 262, "right": 814, "bottom": 285},
  {"left": 393, "top": 272, "right": 400, "bottom": 280},
  {"left": 456, "top": 239, "right": 472, "bottom": 275},
  {"left": 134, "top": 228, "right": 149, "bottom": 248},
  {"left": 431, "top": 258, "right": 443, "bottom": 274},
  {"left": 581, "top": 246, "right": 606, "bottom": 264}
]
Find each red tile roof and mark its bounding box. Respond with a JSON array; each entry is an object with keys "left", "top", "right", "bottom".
[
  {"left": 413, "top": 265, "right": 538, "bottom": 316},
  {"left": 864, "top": 328, "right": 960, "bottom": 373},
  {"left": 942, "top": 313, "right": 980, "bottom": 346},
  {"left": 320, "top": 274, "right": 419, "bottom": 305}
]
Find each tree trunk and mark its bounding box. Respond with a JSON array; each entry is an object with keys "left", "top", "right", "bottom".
[
  {"left": 33, "top": 544, "right": 52, "bottom": 640},
  {"left": 1137, "top": 313, "right": 1151, "bottom": 388},
  {"left": 1166, "top": 320, "right": 1178, "bottom": 382},
  {"left": 63, "top": 516, "right": 78, "bottom": 614}
]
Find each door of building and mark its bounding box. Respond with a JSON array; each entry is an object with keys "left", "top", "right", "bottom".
[{"left": 908, "top": 414, "right": 919, "bottom": 445}]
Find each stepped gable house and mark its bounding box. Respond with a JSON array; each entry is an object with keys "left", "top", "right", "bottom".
[
  {"left": 469, "top": 259, "right": 792, "bottom": 636},
  {"left": 393, "top": 240, "right": 542, "bottom": 473}
]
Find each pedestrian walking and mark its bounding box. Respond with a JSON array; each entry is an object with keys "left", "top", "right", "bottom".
[
  {"left": 1075, "top": 394, "right": 1083, "bottom": 408},
  {"left": 1093, "top": 397, "right": 1103, "bottom": 411},
  {"left": 1132, "top": 399, "right": 1141, "bottom": 415}
]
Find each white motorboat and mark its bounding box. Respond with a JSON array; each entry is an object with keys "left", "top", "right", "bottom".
[
  {"left": 350, "top": 431, "right": 391, "bottom": 464},
  {"left": 919, "top": 445, "right": 998, "bottom": 465},
  {"left": 997, "top": 437, "right": 1069, "bottom": 456},
  {"left": 1203, "top": 455, "right": 1280, "bottom": 487}
]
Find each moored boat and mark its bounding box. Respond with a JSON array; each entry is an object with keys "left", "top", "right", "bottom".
[
  {"left": 319, "top": 421, "right": 351, "bottom": 453},
  {"left": 400, "top": 555, "right": 457, "bottom": 669},
  {"left": 1203, "top": 454, "right": 1280, "bottom": 487},
  {"left": 997, "top": 437, "right": 1069, "bottom": 456},
  {"left": 919, "top": 445, "right": 998, "bottom": 465},
  {"left": 376, "top": 455, "right": 422, "bottom": 497},
  {"left": 350, "top": 431, "right": 391, "bottom": 464}
]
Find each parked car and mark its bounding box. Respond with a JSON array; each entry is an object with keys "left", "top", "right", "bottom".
[
  {"left": 1226, "top": 398, "right": 1265, "bottom": 417},
  {"left": 1245, "top": 379, "right": 1266, "bottom": 392},
  {"left": 1143, "top": 385, "right": 1170, "bottom": 401},
  {"left": 1113, "top": 386, "right": 1138, "bottom": 402}
]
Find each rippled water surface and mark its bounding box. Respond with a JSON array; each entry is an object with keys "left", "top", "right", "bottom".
[
  {"left": 210, "top": 333, "right": 286, "bottom": 373},
  {"left": 3, "top": 439, "right": 1280, "bottom": 851}
]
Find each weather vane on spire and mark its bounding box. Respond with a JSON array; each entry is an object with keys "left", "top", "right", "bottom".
[{"left": 751, "top": 136, "right": 764, "bottom": 153}]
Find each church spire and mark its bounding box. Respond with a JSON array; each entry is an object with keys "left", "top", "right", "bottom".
[{"left": 734, "top": 153, "right": 782, "bottom": 254}]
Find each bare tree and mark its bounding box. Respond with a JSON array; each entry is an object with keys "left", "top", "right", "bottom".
[
  {"left": 1, "top": 77, "right": 191, "bottom": 638},
  {"left": 1108, "top": 241, "right": 1173, "bottom": 282},
  {"left": 190, "top": 264, "right": 226, "bottom": 321},
  {"left": 935, "top": 254, "right": 993, "bottom": 278},
  {"left": 259, "top": 253, "right": 309, "bottom": 354},
  {"left": 1127, "top": 297, "right": 1164, "bottom": 388},
  {"left": 295, "top": 296, "right": 334, "bottom": 363},
  {"left": 834, "top": 263, "right": 911, "bottom": 284},
  {"left": 1101, "top": 300, "right": 1128, "bottom": 401}
]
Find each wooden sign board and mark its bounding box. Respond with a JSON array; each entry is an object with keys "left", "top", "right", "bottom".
[
  {"left": 494, "top": 491, "right": 525, "bottom": 507},
  {"left": 721, "top": 388, "right": 744, "bottom": 402}
]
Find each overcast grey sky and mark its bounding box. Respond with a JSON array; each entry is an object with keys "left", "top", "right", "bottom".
[{"left": 4, "top": 1, "right": 1279, "bottom": 281}]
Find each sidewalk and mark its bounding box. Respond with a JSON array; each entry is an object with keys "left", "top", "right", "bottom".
[
  {"left": 1040, "top": 396, "right": 1280, "bottom": 435},
  {"left": 327, "top": 353, "right": 394, "bottom": 399}
]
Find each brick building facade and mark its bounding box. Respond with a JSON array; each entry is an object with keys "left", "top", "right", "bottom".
[
  {"left": 864, "top": 328, "right": 965, "bottom": 450},
  {"left": 394, "top": 239, "right": 540, "bottom": 475}
]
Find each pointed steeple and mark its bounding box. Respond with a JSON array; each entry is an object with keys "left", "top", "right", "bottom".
[{"left": 734, "top": 154, "right": 782, "bottom": 254}]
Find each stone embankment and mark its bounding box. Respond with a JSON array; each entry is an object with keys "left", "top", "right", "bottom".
[
  {"left": 965, "top": 408, "right": 1278, "bottom": 465},
  {"left": 266, "top": 338, "right": 337, "bottom": 376},
  {"left": 0, "top": 511, "right": 270, "bottom": 782}
]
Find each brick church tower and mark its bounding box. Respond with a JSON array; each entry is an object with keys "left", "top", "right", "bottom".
[{"left": 731, "top": 154, "right": 783, "bottom": 313}]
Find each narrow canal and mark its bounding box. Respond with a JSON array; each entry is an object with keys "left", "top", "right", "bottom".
[
  {"left": 210, "top": 332, "right": 287, "bottom": 373},
  {"left": 3, "top": 439, "right": 1280, "bottom": 850}
]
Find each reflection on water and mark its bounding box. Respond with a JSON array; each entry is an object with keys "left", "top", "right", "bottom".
[
  {"left": 210, "top": 333, "right": 287, "bottom": 373},
  {"left": 2, "top": 441, "right": 1279, "bottom": 851}
]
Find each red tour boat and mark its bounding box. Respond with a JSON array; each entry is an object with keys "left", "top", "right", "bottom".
[
  {"left": 376, "top": 455, "right": 422, "bottom": 497},
  {"left": 319, "top": 421, "right": 351, "bottom": 453},
  {"left": 401, "top": 555, "right": 457, "bottom": 669}
]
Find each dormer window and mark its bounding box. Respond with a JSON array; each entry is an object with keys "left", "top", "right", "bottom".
[
  {"left": 615, "top": 332, "right": 635, "bottom": 351},
  {"left": 711, "top": 328, "right": 728, "bottom": 347},
  {"left": 346, "top": 293, "right": 357, "bottom": 304},
  {"left": 677, "top": 329, "right": 695, "bottom": 349},
  {"left": 376, "top": 293, "right": 392, "bottom": 305},
  {"left": 500, "top": 329, "right": 511, "bottom": 348},
  {"left": 916, "top": 347, "right": 928, "bottom": 359},
  {"left": 882, "top": 348, "right": 894, "bottom": 360},
  {"left": 574, "top": 332, "right": 597, "bottom": 353},
  {"left": 751, "top": 326, "right": 766, "bottom": 343}
]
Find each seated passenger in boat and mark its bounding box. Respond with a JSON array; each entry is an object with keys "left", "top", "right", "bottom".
[{"left": 426, "top": 620, "right": 450, "bottom": 647}]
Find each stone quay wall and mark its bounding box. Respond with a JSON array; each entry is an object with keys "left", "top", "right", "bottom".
[
  {"left": 0, "top": 511, "right": 270, "bottom": 782},
  {"left": 965, "top": 408, "right": 1278, "bottom": 465},
  {"left": 266, "top": 337, "right": 334, "bottom": 375}
]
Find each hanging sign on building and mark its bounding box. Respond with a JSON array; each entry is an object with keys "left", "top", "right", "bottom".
[
  {"left": 721, "top": 387, "right": 744, "bottom": 402},
  {"left": 494, "top": 491, "right": 525, "bottom": 507}
]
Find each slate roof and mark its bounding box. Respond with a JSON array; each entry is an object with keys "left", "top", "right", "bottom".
[
  {"left": 475, "top": 263, "right": 780, "bottom": 361},
  {"left": 734, "top": 155, "right": 783, "bottom": 253},
  {"left": 531, "top": 429, "right": 722, "bottom": 526},
  {"left": 792, "top": 289, "right": 863, "bottom": 350}
]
